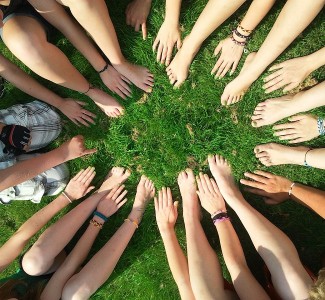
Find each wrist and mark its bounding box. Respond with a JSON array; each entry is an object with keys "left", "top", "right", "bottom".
[
  {"left": 163, "top": 17, "right": 179, "bottom": 28},
  {"left": 92, "top": 215, "right": 105, "bottom": 225},
  {"left": 306, "top": 52, "right": 322, "bottom": 72},
  {"left": 158, "top": 224, "right": 176, "bottom": 236}
]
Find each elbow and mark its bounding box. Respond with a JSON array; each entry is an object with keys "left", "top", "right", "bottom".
[{"left": 62, "top": 275, "right": 93, "bottom": 300}]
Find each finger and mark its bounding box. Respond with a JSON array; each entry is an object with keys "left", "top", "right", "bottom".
[
  {"left": 153, "top": 37, "right": 159, "bottom": 52},
  {"left": 243, "top": 172, "right": 268, "bottom": 184},
  {"left": 239, "top": 178, "right": 264, "bottom": 189},
  {"left": 264, "top": 69, "right": 283, "bottom": 83},
  {"left": 119, "top": 78, "right": 132, "bottom": 93},
  {"left": 114, "top": 88, "right": 126, "bottom": 99},
  {"left": 160, "top": 45, "right": 168, "bottom": 65},
  {"left": 244, "top": 187, "right": 269, "bottom": 197},
  {"left": 288, "top": 137, "right": 308, "bottom": 144},
  {"left": 142, "top": 22, "right": 147, "bottom": 40},
  {"left": 211, "top": 57, "right": 223, "bottom": 75},
  {"left": 158, "top": 190, "right": 163, "bottom": 210},
  {"left": 72, "top": 168, "right": 85, "bottom": 181},
  {"left": 253, "top": 170, "right": 273, "bottom": 178},
  {"left": 219, "top": 62, "right": 231, "bottom": 78},
  {"left": 112, "top": 185, "right": 125, "bottom": 200},
  {"left": 166, "top": 46, "right": 173, "bottom": 66},
  {"left": 156, "top": 43, "right": 163, "bottom": 63},
  {"left": 230, "top": 58, "right": 239, "bottom": 75},
  {"left": 213, "top": 42, "right": 222, "bottom": 57},
  {"left": 162, "top": 187, "right": 167, "bottom": 208},
  {"left": 167, "top": 187, "right": 172, "bottom": 207},
  {"left": 288, "top": 115, "right": 306, "bottom": 122},
  {"left": 84, "top": 170, "right": 96, "bottom": 186},
  {"left": 269, "top": 63, "right": 284, "bottom": 71},
  {"left": 196, "top": 176, "right": 203, "bottom": 193},
  {"left": 215, "top": 60, "right": 228, "bottom": 78},
  {"left": 176, "top": 38, "right": 182, "bottom": 50},
  {"left": 135, "top": 22, "right": 140, "bottom": 32},
  {"left": 274, "top": 128, "right": 297, "bottom": 137},
  {"left": 79, "top": 166, "right": 94, "bottom": 183},
  {"left": 203, "top": 174, "right": 214, "bottom": 193},
  {"left": 154, "top": 197, "right": 159, "bottom": 212},
  {"left": 278, "top": 133, "right": 300, "bottom": 141},
  {"left": 81, "top": 109, "right": 96, "bottom": 118},
  {"left": 210, "top": 178, "right": 220, "bottom": 194},
  {"left": 115, "top": 190, "right": 128, "bottom": 203},
  {"left": 76, "top": 117, "right": 89, "bottom": 127},
  {"left": 82, "top": 148, "right": 97, "bottom": 156},
  {"left": 117, "top": 198, "right": 128, "bottom": 208},
  {"left": 283, "top": 82, "right": 299, "bottom": 93},
  {"left": 81, "top": 114, "right": 96, "bottom": 125},
  {"left": 106, "top": 185, "right": 120, "bottom": 199},
  {"left": 199, "top": 173, "right": 209, "bottom": 192},
  {"left": 265, "top": 80, "right": 286, "bottom": 94}
]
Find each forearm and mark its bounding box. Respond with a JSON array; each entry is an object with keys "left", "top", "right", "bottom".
[
  {"left": 307, "top": 47, "right": 325, "bottom": 71},
  {"left": 0, "top": 195, "right": 69, "bottom": 273},
  {"left": 165, "top": 0, "right": 182, "bottom": 25},
  {"left": 291, "top": 184, "right": 325, "bottom": 218},
  {"left": 216, "top": 220, "right": 269, "bottom": 299},
  {"left": 0, "top": 55, "right": 63, "bottom": 108},
  {"left": 0, "top": 147, "right": 67, "bottom": 192},
  {"left": 160, "top": 229, "right": 195, "bottom": 300},
  {"left": 240, "top": 0, "right": 276, "bottom": 31},
  {"left": 41, "top": 223, "right": 100, "bottom": 300}
]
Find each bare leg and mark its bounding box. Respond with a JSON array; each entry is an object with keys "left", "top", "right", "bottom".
[
  {"left": 61, "top": 176, "right": 155, "bottom": 300},
  {"left": 57, "top": 0, "right": 154, "bottom": 92},
  {"left": 221, "top": 0, "right": 325, "bottom": 105},
  {"left": 178, "top": 169, "right": 235, "bottom": 300},
  {"left": 254, "top": 143, "right": 325, "bottom": 169},
  {"left": 252, "top": 81, "right": 325, "bottom": 127},
  {"left": 22, "top": 167, "right": 130, "bottom": 276},
  {"left": 3, "top": 16, "right": 124, "bottom": 117},
  {"left": 166, "top": 0, "right": 245, "bottom": 87},
  {"left": 209, "top": 155, "right": 313, "bottom": 300}
]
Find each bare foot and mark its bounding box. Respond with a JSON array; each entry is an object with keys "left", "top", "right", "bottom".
[
  {"left": 98, "top": 167, "right": 131, "bottom": 193},
  {"left": 177, "top": 169, "right": 200, "bottom": 219},
  {"left": 208, "top": 154, "right": 238, "bottom": 199},
  {"left": 221, "top": 52, "right": 257, "bottom": 106},
  {"left": 129, "top": 175, "right": 155, "bottom": 222},
  {"left": 113, "top": 61, "right": 154, "bottom": 93},
  {"left": 166, "top": 37, "right": 199, "bottom": 88},
  {"left": 251, "top": 94, "right": 295, "bottom": 127},
  {"left": 100, "top": 64, "right": 132, "bottom": 99},
  {"left": 254, "top": 143, "right": 309, "bottom": 166},
  {"left": 87, "top": 87, "right": 124, "bottom": 118}
]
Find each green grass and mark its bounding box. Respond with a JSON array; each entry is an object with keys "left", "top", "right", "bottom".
[{"left": 0, "top": 0, "right": 325, "bottom": 299}]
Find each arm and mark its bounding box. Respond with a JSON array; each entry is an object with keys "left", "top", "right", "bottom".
[
  {"left": 0, "top": 167, "right": 96, "bottom": 273},
  {"left": 196, "top": 173, "right": 269, "bottom": 300},
  {"left": 155, "top": 188, "right": 195, "bottom": 300},
  {"left": 41, "top": 185, "right": 128, "bottom": 300},
  {"left": 0, "top": 135, "right": 96, "bottom": 192},
  {"left": 0, "top": 54, "right": 96, "bottom": 126},
  {"left": 241, "top": 170, "right": 325, "bottom": 218}
]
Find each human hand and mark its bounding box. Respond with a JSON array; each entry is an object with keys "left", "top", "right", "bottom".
[
  {"left": 211, "top": 37, "right": 244, "bottom": 78},
  {"left": 64, "top": 166, "right": 96, "bottom": 201},
  {"left": 154, "top": 187, "right": 178, "bottom": 232},
  {"left": 59, "top": 98, "right": 96, "bottom": 127},
  {"left": 60, "top": 135, "right": 97, "bottom": 161},
  {"left": 100, "top": 65, "right": 132, "bottom": 99},
  {"left": 153, "top": 21, "right": 182, "bottom": 66},
  {"left": 125, "top": 0, "right": 152, "bottom": 40},
  {"left": 273, "top": 114, "right": 320, "bottom": 144},
  {"left": 196, "top": 173, "right": 226, "bottom": 215},
  {"left": 263, "top": 56, "right": 312, "bottom": 93},
  {"left": 96, "top": 185, "right": 128, "bottom": 217},
  {"left": 240, "top": 170, "right": 291, "bottom": 205}
]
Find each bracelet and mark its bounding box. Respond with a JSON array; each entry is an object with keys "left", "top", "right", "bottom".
[
  {"left": 304, "top": 149, "right": 312, "bottom": 168},
  {"left": 214, "top": 216, "right": 231, "bottom": 224},
  {"left": 62, "top": 191, "right": 73, "bottom": 203},
  {"left": 212, "top": 212, "right": 229, "bottom": 225},
  {"left": 211, "top": 209, "right": 227, "bottom": 219},
  {"left": 98, "top": 63, "right": 109, "bottom": 74},
  {"left": 237, "top": 24, "right": 253, "bottom": 34},
  {"left": 230, "top": 34, "right": 246, "bottom": 47},
  {"left": 233, "top": 28, "right": 251, "bottom": 40},
  {"left": 83, "top": 83, "right": 95, "bottom": 94},
  {"left": 94, "top": 211, "right": 108, "bottom": 223},
  {"left": 288, "top": 182, "right": 296, "bottom": 197},
  {"left": 89, "top": 219, "right": 103, "bottom": 229},
  {"left": 124, "top": 218, "right": 139, "bottom": 229},
  {"left": 317, "top": 117, "right": 325, "bottom": 135}
]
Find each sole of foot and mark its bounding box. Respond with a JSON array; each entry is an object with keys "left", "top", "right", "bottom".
[
  {"left": 113, "top": 61, "right": 154, "bottom": 93},
  {"left": 130, "top": 175, "right": 155, "bottom": 222},
  {"left": 254, "top": 143, "right": 309, "bottom": 166},
  {"left": 251, "top": 94, "right": 296, "bottom": 127},
  {"left": 221, "top": 52, "right": 257, "bottom": 106},
  {"left": 98, "top": 167, "right": 131, "bottom": 192}
]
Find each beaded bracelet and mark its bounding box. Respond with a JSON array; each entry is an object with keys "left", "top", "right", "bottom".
[
  {"left": 237, "top": 24, "right": 253, "bottom": 34},
  {"left": 233, "top": 28, "right": 251, "bottom": 40},
  {"left": 124, "top": 218, "right": 139, "bottom": 229},
  {"left": 230, "top": 34, "right": 246, "bottom": 46},
  {"left": 317, "top": 117, "right": 325, "bottom": 135},
  {"left": 90, "top": 219, "right": 103, "bottom": 230}
]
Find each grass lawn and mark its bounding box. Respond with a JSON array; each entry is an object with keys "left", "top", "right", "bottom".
[{"left": 0, "top": 0, "right": 324, "bottom": 299}]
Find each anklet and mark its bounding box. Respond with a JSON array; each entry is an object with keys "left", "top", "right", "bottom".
[
  {"left": 304, "top": 149, "right": 312, "bottom": 168},
  {"left": 124, "top": 218, "right": 139, "bottom": 229},
  {"left": 98, "top": 62, "right": 109, "bottom": 74},
  {"left": 288, "top": 182, "right": 296, "bottom": 197},
  {"left": 94, "top": 211, "right": 108, "bottom": 223},
  {"left": 90, "top": 219, "right": 103, "bottom": 229},
  {"left": 61, "top": 191, "right": 73, "bottom": 203},
  {"left": 317, "top": 117, "right": 325, "bottom": 135}
]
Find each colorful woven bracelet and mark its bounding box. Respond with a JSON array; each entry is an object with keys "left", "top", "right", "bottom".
[
  {"left": 94, "top": 211, "right": 108, "bottom": 223},
  {"left": 90, "top": 219, "right": 103, "bottom": 230}
]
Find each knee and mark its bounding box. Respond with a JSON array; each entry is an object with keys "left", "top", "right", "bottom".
[
  {"left": 62, "top": 276, "right": 92, "bottom": 300},
  {"left": 21, "top": 248, "right": 48, "bottom": 276}
]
